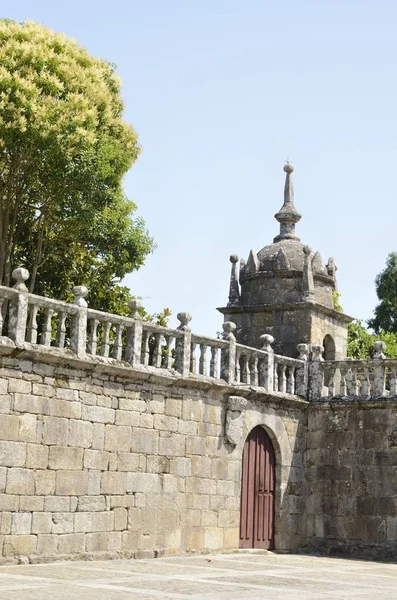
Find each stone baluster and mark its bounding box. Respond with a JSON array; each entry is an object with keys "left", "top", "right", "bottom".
[
  {"left": 309, "top": 344, "right": 324, "bottom": 400},
  {"left": 210, "top": 346, "right": 218, "bottom": 378},
  {"left": 235, "top": 348, "right": 241, "bottom": 383},
  {"left": 373, "top": 341, "right": 386, "bottom": 396},
  {"left": 164, "top": 334, "right": 174, "bottom": 369},
  {"left": 250, "top": 355, "right": 259, "bottom": 386},
  {"left": 279, "top": 364, "right": 287, "bottom": 393},
  {"left": 328, "top": 368, "right": 336, "bottom": 397},
  {"left": 8, "top": 268, "right": 29, "bottom": 345},
  {"left": 287, "top": 366, "right": 295, "bottom": 394},
  {"left": 340, "top": 367, "right": 348, "bottom": 396},
  {"left": 351, "top": 367, "right": 359, "bottom": 396},
  {"left": 41, "top": 308, "right": 54, "bottom": 346},
  {"left": 220, "top": 322, "right": 236, "bottom": 384},
  {"left": 125, "top": 299, "right": 143, "bottom": 367},
  {"left": 362, "top": 367, "right": 370, "bottom": 397},
  {"left": 100, "top": 321, "right": 111, "bottom": 357},
  {"left": 111, "top": 324, "right": 124, "bottom": 360},
  {"left": 274, "top": 363, "right": 279, "bottom": 392},
  {"left": 259, "top": 334, "right": 274, "bottom": 391},
  {"left": 390, "top": 366, "right": 397, "bottom": 396},
  {"left": 70, "top": 285, "right": 88, "bottom": 357},
  {"left": 199, "top": 342, "right": 207, "bottom": 375},
  {"left": 152, "top": 332, "right": 163, "bottom": 368},
  {"left": 141, "top": 331, "right": 150, "bottom": 366},
  {"left": 241, "top": 354, "right": 250, "bottom": 385},
  {"left": 190, "top": 340, "right": 197, "bottom": 374},
  {"left": 296, "top": 343, "right": 309, "bottom": 397},
  {"left": 175, "top": 312, "right": 192, "bottom": 377},
  {"left": 26, "top": 304, "right": 39, "bottom": 343},
  {"left": 0, "top": 297, "right": 4, "bottom": 335},
  {"left": 56, "top": 311, "right": 67, "bottom": 349},
  {"left": 87, "top": 319, "right": 99, "bottom": 355}
]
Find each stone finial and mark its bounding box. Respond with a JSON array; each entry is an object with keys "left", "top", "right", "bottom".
[
  {"left": 246, "top": 249, "right": 259, "bottom": 274},
  {"left": 128, "top": 298, "right": 143, "bottom": 319},
  {"left": 177, "top": 312, "right": 192, "bottom": 331},
  {"left": 302, "top": 245, "right": 315, "bottom": 303},
  {"left": 274, "top": 248, "right": 289, "bottom": 270},
  {"left": 311, "top": 345, "right": 324, "bottom": 361},
  {"left": 227, "top": 255, "right": 241, "bottom": 307},
  {"left": 12, "top": 267, "right": 29, "bottom": 292},
  {"left": 260, "top": 333, "right": 274, "bottom": 352},
  {"left": 222, "top": 321, "right": 236, "bottom": 340},
  {"left": 326, "top": 257, "right": 338, "bottom": 290},
  {"left": 373, "top": 340, "right": 386, "bottom": 359},
  {"left": 72, "top": 286, "right": 88, "bottom": 308},
  {"left": 273, "top": 162, "right": 302, "bottom": 243},
  {"left": 297, "top": 343, "right": 309, "bottom": 361}
]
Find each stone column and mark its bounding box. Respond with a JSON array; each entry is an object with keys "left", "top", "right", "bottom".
[
  {"left": 296, "top": 343, "right": 309, "bottom": 398},
  {"left": 175, "top": 312, "right": 192, "bottom": 377},
  {"left": 125, "top": 298, "right": 143, "bottom": 367},
  {"left": 259, "top": 334, "right": 274, "bottom": 391},
  {"left": 221, "top": 321, "right": 236, "bottom": 383},
  {"left": 8, "top": 268, "right": 30, "bottom": 345},
  {"left": 309, "top": 344, "right": 324, "bottom": 400},
  {"left": 70, "top": 286, "right": 88, "bottom": 358}
]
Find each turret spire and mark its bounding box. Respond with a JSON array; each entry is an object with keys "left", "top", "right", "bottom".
[{"left": 273, "top": 163, "right": 301, "bottom": 243}]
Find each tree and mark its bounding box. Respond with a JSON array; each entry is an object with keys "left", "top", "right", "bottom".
[
  {"left": 347, "top": 320, "right": 397, "bottom": 359},
  {"left": 368, "top": 252, "right": 397, "bottom": 334},
  {"left": 0, "top": 19, "right": 153, "bottom": 311}
]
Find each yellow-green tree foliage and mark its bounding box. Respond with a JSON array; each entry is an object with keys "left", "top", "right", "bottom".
[{"left": 0, "top": 20, "right": 153, "bottom": 311}]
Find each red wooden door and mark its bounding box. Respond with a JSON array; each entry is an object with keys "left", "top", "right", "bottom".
[{"left": 239, "top": 426, "right": 275, "bottom": 549}]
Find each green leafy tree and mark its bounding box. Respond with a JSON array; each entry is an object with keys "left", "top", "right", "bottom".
[
  {"left": 0, "top": 19, "right": 153, "bottom": 311},
  {"left": 347, "top": 320, "right": 397, "bottom": 359},
  {"left": 368, "top": 252, "right": 397, "bottom": 334}
]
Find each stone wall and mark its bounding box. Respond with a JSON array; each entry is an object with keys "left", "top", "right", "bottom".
[
  {"left": 306, "top": 399, "right": 397, "bottom": 559},
  {"left": 0, "top": 346, "right": 307, "bottom": 564}
]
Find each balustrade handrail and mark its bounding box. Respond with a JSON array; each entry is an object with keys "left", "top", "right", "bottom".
[{"left": 29, "top": 293, "right": 78, "bottom": 314}]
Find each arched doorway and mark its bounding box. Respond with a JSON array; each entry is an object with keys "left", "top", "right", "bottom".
[{"left": 239, "top": 425, "right": 275, "bottom": 549}]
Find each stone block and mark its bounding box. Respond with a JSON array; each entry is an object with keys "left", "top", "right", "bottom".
[
  {"left": 154, "top": 414, "right": 178, "bottom": 432},
  {"left": 148, "top": 395, "right": 165, "bottom": 414},
  {"left": 182, "top": 526, "right": 204, "bottom": 550},
  {"left": 0, "top": 466, "right": 5, "bottom": 493},
  {"left": 104, "top": 425, "right": 132, "bottom": 452},
  {"left": 92, "top": 423, "right": 105, "bottom": 450},
  {"left": 185, "top": 436, "right": 206, "bottom": 455},
  {"left": 101, "top": 471, "right": 127, "bottom": 495},
  {"left": 20, "top": 496, "right": 44, "bottom": 511},
  {"left": 8, "top": 378, "right": 31, "bottom": 394},
  {"left": 83, "top": 449, "right": 111, "bottom": 470},
  {"left": 159, "top": 434, "right": 185, "bottom": 457},
  {"left": 68, "top": 419, "right": 93, "bottom": 448},
  {"left": 139, "top": 413, "right": 154, "bottom": 428},
  {"left": 11, "top": 512, "right": 32, "bottom": 534},
  {"left": 131, "top": 428, "right": 159, "bottom": 454},
  {"left": 223, "top": 527, "right": 239, "bottom": 549},
  {"left": 32, "top": 513, "right": 52, "bottom": 534},
  {"left": 26, "top": 444, "right": 49, "bottom": 469},
  {"left": 115, "top": 410, "right": 139, "bottom": 427},
  {"left": 0, "top": 494, "right": 18, "bottom": 511},
  {"left": 18, "top": 414, "right": 38, "bottom": 443},
  {"left": 56, "top": 470, "right": 89, "bottom": 496},
  {"left": 165, "top": 398, "right": 182, "bottom": 418},
  {"left": 56, "top": 387, "right": 78, "bottom": 401},
  {"left": 32, "top": 383, "right": 55, "bottom": 397},
  {"left": 36, "top": 470, "right": 56, "bottom": 495},
  {"left": 182, "top": 398, "right": 203, "bottom": 422},
  {"left": 191, "top": 456, "right": 212, "bottom": 478},
  {"left": 86, "top": 531, "right": 122, "bottom": 552},
  {"left": 3, "top": 535, "right": 37, "bottom": 556},
  {"left": 74, "top": 511, "right": 114, "bottom": 533},
  {"left": 217, "top": 480, "right": 235, "bottom": 496},
  {"left": 0, "top": 395, "right": 11, "bottom": 414},
  {"left": 127, "top": 472, "right": 162, "bottom": 494},
  {"left": 163, "top": 474, "right": 178, "bottom": 493},
  {"left": 186, "top": 477, "right": 217, "bottom": 495},
  {"left": 212, "top": 458, "right": 229, "bottom": 480},
  {"left": 114, "top": 507, "right": 128, "bottom": 530},
  {"left": 37, "top": 534, "right": 58, "bottom": 555},
  {"left": 44, "top": 496, "right": 70, "bottom": 512},
  {"left": 117, "top": 452, "right": 140, "bottom": 472},
  {"left": 52, "top": 513, "right": 74, "bottom": 534},
  {"left": 0, "top": 415, "right": 19, "bottom": 441},
  {"left": 119, "top": 398, "right": 146, "bottom": 412},
  {"left": 0, "top": 379, "right": 8, "bottom": 394},
  {"left": 171, "top": 458, "right": 192, "bottom": 478},
  {"left": 78, "top": 496, "right": 106, "bottom": 512},
  {"left": 6, "top": 467, "right": 35, "bottom": 494},
  {"left": 0, "top": 512, "right": 11, "bottom": 534},
  {"left": 178, "top": 420, "right": 197, "bottom": 436},
  {"left": 49, "top": 446, "right": 83, "bottom": 470},
  {"left": 88, "top": 470, "right": 101, "bottom": 495},
  {"left": 49, "top": 398, "right": 81, "bottom": 419},
  {"left": 203, "top": 527, "right": 224, "bottom": 550},
  {"left": 42, "top": 416, "right": 69, "bottom": 446},
  {"left": 14, "top": 393, "right": 49, "bottom": 414},
  {"left": 82, "top": 405, "right": 115, "bottom": 424},
  {"left": 58, "top": 533, "right": 85, "bottom": 554},
  {"left": 201, "top": 510, "right": 218, "bottom": 527}
]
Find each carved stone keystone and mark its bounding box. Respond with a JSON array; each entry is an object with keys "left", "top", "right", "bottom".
[{"left": 225, "top": 395, "right": 248, "bottom": 446}]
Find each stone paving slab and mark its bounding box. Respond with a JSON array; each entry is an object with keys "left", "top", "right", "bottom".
[{"left": 0, "top": 552, "right": 397, "bottom": 599}]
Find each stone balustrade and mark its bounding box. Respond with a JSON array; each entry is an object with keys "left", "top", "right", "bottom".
[{"left": 0, "top": 269, "right": 309, "bottom": 398}]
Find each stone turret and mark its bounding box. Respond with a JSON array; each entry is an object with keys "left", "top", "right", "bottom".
[{"left": 218, "top": 163, "right": 353, "bottom": 358}]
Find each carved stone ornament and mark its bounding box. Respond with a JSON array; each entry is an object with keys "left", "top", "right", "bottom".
[{"left": 225, "top": 396, "right": 248, "bottom": 446}]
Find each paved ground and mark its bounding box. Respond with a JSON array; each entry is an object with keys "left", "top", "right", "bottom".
[{"left": 0, "top": 552, "right": 396, "bottom": 599}]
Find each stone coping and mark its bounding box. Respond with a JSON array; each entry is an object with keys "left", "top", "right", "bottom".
[{"left": 218, "top": 301, "right": 354, "bottom": 323}]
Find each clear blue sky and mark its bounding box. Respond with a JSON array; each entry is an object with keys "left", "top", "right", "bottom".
[{"left": 3, "top": 1, "right": 397, "bottom": 337}]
